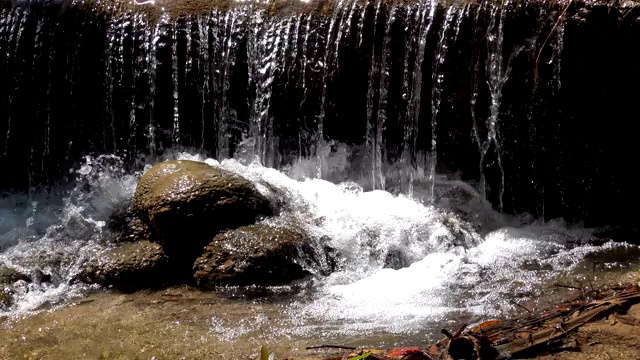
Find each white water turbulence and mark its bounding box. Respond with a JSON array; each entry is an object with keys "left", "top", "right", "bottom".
[
  {"left": 0, "top": 151, "right": 639, "bottom": 344},
  {"left": 0, "top": 155, "right": 141, "bottom": 316},
  {"left": 172, "top": 152, "right": 640, "bottom": 341}
]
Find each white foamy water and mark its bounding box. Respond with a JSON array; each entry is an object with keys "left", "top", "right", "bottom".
[
  {"left": 0, "top": 155, "right": 141, "bottom": 316},
  {"left": 175, "top": 153, "right": 640, "bottom": 338},
  {"left": 215, "top": 157, "right": 479, "bottom": 279},
  {"left": 292, "top": 227, "right": 623, "bottom": 336},
  {"left": 0, "top": 152, "right": 638, "bottom": 342}
]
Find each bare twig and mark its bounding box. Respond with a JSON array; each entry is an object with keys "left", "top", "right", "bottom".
[
  {"left": 510, "top": 300, "right": 533, "bottom": 314},
  {"left": 452, "top": 324, "right": 468, "bottom": 338},
  {"left": 554, "top": 283, "right": 584, "bottom": 291},
  {"left": 441, "top": 329, "right": 454, "bottom": 339},
  {"left": 305, "top": 344, "right": 357, "bottom": 350}
]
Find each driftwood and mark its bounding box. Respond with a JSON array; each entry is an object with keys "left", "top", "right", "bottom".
[{"left": 308, "top": 284, "right": 640, "bottom": 360}]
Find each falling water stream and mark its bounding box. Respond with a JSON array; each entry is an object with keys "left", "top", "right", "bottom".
[{"left": 429, "top": 5, "right": 464, "bottom": 201}]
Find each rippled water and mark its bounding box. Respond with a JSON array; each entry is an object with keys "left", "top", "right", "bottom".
[{"left": 1, "top": 149, "right": 639, "bottom": 347}]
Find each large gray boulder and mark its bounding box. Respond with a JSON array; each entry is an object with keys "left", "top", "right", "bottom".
[
  {"left": 193, "top": 223, "right": 334, "bottom": 287},
  {"left": 132, "top": 160, "right": 273, "bottom": 266}
]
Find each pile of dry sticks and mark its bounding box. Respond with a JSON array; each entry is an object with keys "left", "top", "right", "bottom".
[{"left": 304, "top": 283, "right": 640, "bottom": 360}]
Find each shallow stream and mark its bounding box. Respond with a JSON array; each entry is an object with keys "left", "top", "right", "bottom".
[{"left": 1, "top": 152, "right": 639, "bottom": 359}]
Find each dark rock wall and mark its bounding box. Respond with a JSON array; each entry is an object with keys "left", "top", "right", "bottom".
[{"left": 1, "top": 0, "right": 639, "bottom": 227}]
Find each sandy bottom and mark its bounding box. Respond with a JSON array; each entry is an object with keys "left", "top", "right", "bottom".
[
  {"left": 1, "top": 272, "right": 639, "bottom": 360},
  {"left": 0, "top": 288, "right": 313, "bottom": 360}
]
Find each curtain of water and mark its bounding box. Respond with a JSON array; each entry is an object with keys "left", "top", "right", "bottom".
[
  {"left": 248, "top": 11, "right": 293, "bottom": 167},
  {"left": 399, "top": 0, "right": 436, "bottom": 196},
  {"left": 3, "top": 8, "right": 29, "bottom": 156},
  {"left": 216, "top": 10, "right": 243, "bottom": 158},
  {"left": 317, "top": 0, "right": 359, "bottom": 178},
  {"left": 31, "top": 15, "right": 51, "bottom": 176},
  {"left": 477, "top": 2, "right": 509, "bottom": 211},
  {"left": 365, "top": 0, "right": 385, "bottom": 190},
  {"left": 429, "top": 5, "right": 464, "bottom": 201},
  {"left": 288, "top": 15, "right": 304, "bottom": 161},
  {"left": 170, "top": 15, "right": 180, "bottom": 147},
  {"left": 0, "top": 0, "right": 590, "bottom": 223},
  {"left": 196, "top": 16, "right": 208, "bottom": 152}
]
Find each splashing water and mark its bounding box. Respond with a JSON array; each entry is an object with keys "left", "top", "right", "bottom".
[
  {"left": 173, "top": 152, "right": 640, "bottom": 339},
  {"left": 0, "top": 155, "right": 141, "bottom": 315},
  {"left": 0, "top": 150, "right": 638, "bottom": 346},
  {"left": 0, "top": 3, "right": 632, "bottom": 338}
]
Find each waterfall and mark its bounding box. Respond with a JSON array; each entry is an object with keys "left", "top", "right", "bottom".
[
  {"left": 1, "top": 0, "right": 639, "bottom": 226},
  {"left": 478, "top": 2, "right": 508, "bottom": 211},
  {"left": 170, "top": 13, "right": 180, "bottom": 147},
  {"left": 317, "top": 0, "right": 358, "bottom": 178},
  {"left": 429, "top": 5, "right": 464, "bottom": 201},
  {"left": 2, "top": 0, "right": 640, "bottom": 348},
  {"left": 399, "top": 0, "right": 435, "bottom": 196}
]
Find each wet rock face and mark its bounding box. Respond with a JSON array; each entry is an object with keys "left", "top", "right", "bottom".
[
  {"left": 75, "top": 240, "right": 169, "bottom": 289},
  {"left": 0, "top": 266, "right": 30, "bottom": 308},
  {"left": 0, "top": 289, "right": 12, "bottom": 308},
  {"left": 107, "top": 200, "right": 152, "bottom": 243},
  {"left": 193, "top": 223, "right": 332, "bottom": 287},
  {"left": 383, "top": 247, "right": 411, "bottom": 270},
  {"left": 0, "top": 265, "right": 31, "bottom": 284},
  {"left": 132, "top": 160, "right": 273, "bottom": 264}
]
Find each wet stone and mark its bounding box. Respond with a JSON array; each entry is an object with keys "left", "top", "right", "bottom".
[
  {"left": 107, "top": 200, "right": 151, "bottom": 243},
  {"left": 383, "top": 247, "right": 411, "bottom": 270},
  {"left": 0, "top": 265, "right": 31, "bottom": 284},
  {"left": 132, "top": 160, "right": 274, "bottom": 268},
  {"left": 194, "top": 223, "right": 334, "bottom": 287},
  {"left": 31, "top": 269, "right": 52, "bottom": 284},
  {"left": 75, "top": 241, "right": 169, "bottom": 290},
  {"left": 0, "top": 288, "right": 13, "bottom": 308}
]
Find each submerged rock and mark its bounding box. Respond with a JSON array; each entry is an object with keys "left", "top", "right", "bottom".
[
  {"left": 383, "top": 247, "right": 411, "bottom": 270},
  {"left": 0, "top": 288, "right": 12, "bottom": 308},
  {"left": 193, "top": 223, "right": 332, "bottom": 287},
  {"left": 0, "top": 265, "right": 25, "bottom": 309},
  {"left": 434, "top": 180, "right": 508, "bottom": 235},
  {"left": 0, "top": 265, "right": 31, "bottom": 284},
  {"left": 132, "top": 160, "right": 273, "bottom": 264},
  {"left": 76, "top": 241, "right": 169, "bottom": 289}
]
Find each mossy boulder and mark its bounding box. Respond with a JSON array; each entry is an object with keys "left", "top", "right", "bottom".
[
  {"left": 75, "top": 241, "right": 169, "bottom": 289},
  {"left": 132, "top": 160, "right": 273, "bottom": 264},
  {"left": 193, "top": 223, "right": 333, "bottom": 287},
  {"left": 0, "top": 265, "right": 31, "bottom": 284}
]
